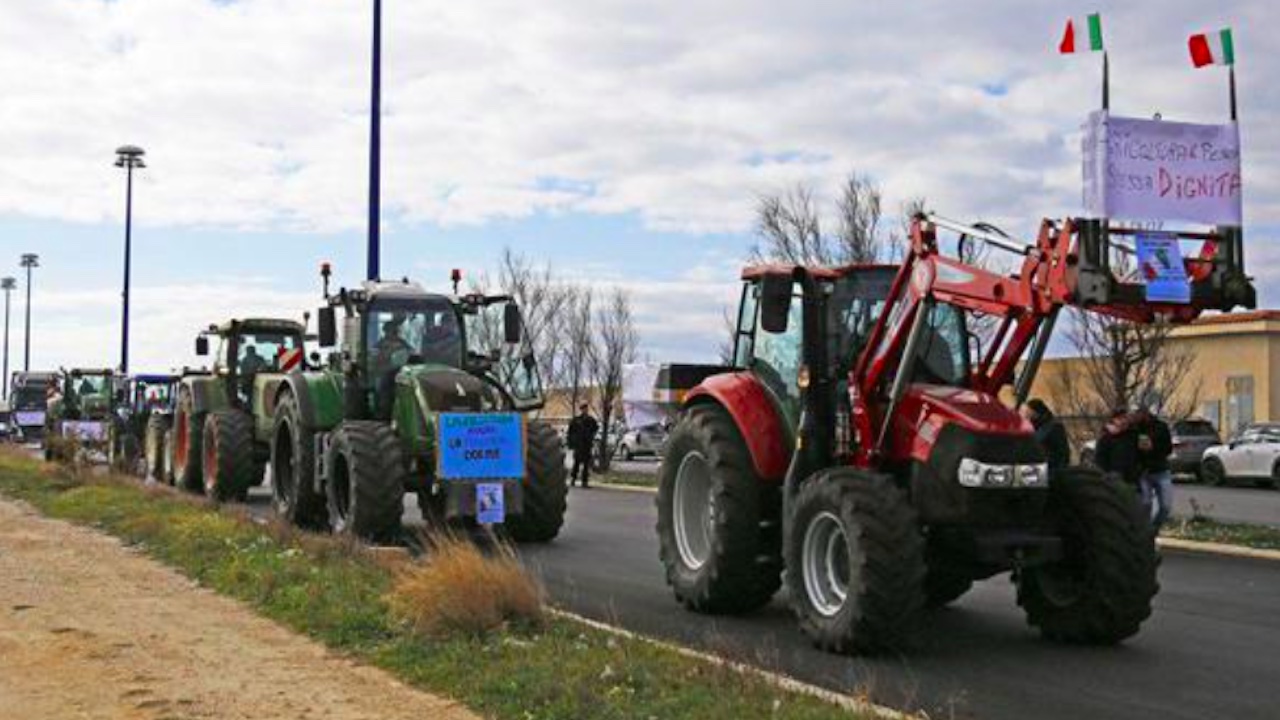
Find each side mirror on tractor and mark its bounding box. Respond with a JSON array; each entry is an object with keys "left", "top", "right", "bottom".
[
  {"left": 317, "top": 306, "right": 337, "bottom": 348},
  {"left": 759, "top": 274, "right": 793, "bottom": 334},
  {"left": 504, "top": 303, "right": 523, "bottom": 344},
  {"left": 195, "top": 336, "right": 209, "bottom": 356}
]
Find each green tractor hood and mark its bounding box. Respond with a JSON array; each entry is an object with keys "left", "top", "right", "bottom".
[{"left": 393, "top": 363, "right": 491, "bottom": 460}]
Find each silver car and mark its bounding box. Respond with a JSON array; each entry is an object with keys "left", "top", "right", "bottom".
[{"left": 617, "top": 423, "right": 669, "bottom": 460}]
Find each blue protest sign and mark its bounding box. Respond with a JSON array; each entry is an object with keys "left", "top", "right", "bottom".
[
  {"left": 475, "top": 483, "right": 505, "bottom": 525},
  {"left": 437, "top": 412, "right": 526, "bottom": 480},
  {"left": 1135, "top": 233, "right": 1191, "bottom": 303}
]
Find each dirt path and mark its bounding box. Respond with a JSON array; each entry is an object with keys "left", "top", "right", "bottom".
[{"left": 0, "top": 498, "right": 479, "bottom": 720}]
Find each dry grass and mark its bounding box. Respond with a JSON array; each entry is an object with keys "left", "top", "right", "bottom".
[{"left": 387, "top": 529, "right": 544, "bottom": 639}]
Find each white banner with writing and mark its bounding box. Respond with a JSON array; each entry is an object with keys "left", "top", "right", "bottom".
[{"left": 1083, "top": 111, "right": 1242, "bottom": 225}]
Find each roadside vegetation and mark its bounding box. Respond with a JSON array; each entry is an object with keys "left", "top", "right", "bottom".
[
  {"left": 1162, "top": 500, "right": 1280, "bottom": 551},
  {"left": 0, "top": 447, "right": 865, "bottom": 720}
]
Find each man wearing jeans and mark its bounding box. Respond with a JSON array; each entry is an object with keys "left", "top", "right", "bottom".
[{"left": 1134, "top": 409, "right": 1174, "bottom": 530}]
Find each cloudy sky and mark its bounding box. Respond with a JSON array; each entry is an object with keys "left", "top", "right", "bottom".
[{"left": 0, "top": 0, "right": 1275, "bottom": 374}]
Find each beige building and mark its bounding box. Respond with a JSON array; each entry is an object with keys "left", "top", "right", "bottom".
[{"left": 1031, "top": 310, "right": 1280, "bottom": 441}]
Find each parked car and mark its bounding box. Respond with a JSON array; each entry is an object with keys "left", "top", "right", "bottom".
[
  {"left": 616, "top": 422, "right": 669, "bottom": 460},
  {"left": 1201, "top": 423, "right": 1280, "bottom": 488},
  {"left": 1080, "top": 416, "right": 1219, "bottom": 481}
]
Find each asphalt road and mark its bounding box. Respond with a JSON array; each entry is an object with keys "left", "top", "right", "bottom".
[{"left": 238, "top": 480, "right": 1277, "bottom": 720}]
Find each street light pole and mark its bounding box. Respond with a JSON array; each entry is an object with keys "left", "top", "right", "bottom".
[
  {"left": 1, "top": 277, "right": 14, "bottom": 400},
  {"left": 115, "top": 145, "right": 146, "bottom": 375},
  {"left": 20, "top": 254, "right": 37, "bottom": 372},
  {"left": 367, "top": 0, "right": 382, "bottom": 281}
]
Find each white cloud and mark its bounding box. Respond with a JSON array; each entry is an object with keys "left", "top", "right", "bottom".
[{"left": 1, "top": 0, "right": 1275, "bottom": 236}]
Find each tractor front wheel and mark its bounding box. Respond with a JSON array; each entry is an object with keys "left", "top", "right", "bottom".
[
  {"left": 202, "top": 411, "right": 258, "bottom": 502},
  {"left": 656, "top": 404, "right": 781, "bottom": 614},
  {"left": 270, "top": 391, "right": 328, "bottom": 529},
  {"left": 503, "top": 420, "right": 568, "bottom": 543},
  {"left": 1017, "top": 467, "right": 1157, "bottom": 644},
  {"left": 785, "top": 468, "right": 926, "bottom": 654},
  {"left": 172, "top": 390, "right": 205, "bottom": 494},
  {"left": 325, "top": 421, "right": 405, "bottom": 543}
]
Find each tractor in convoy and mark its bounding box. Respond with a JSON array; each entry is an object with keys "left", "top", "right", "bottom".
[
  {"left": 266, "top": 264, "right": 566, "bottom": 543},
  {"left": 655, "top": 215, "right": 1254, "bottom": 654},
  {"left": 8, "top": 371, "right": 55, "bottom": 442},
  {"left": 43, "top": 368, "right": 119, "bottom": 461},
  {"left": 169, "top": 319, "right": 309, "bottom": 500},
  {"left": 107, "top": 373, "right": 178, "bottom": 475}
]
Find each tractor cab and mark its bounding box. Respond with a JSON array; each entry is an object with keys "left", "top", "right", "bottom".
[
  {"left": 196, "top": 318, "right": 307, "bottom": 408},
  {"left": 51, "top": 369, "right": 118, "bottom": 421}
]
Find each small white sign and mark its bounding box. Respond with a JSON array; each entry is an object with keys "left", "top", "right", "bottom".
[{"left": 1083, "top": 111, "right": 1242, "bottom": 225}]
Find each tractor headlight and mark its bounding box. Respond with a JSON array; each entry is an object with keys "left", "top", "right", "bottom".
[{"left": 958, "top": 458, "right": 1048, "bottom": 488}]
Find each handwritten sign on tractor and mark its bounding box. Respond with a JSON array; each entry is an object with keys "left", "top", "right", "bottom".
[
  {"left": 437, "top": 412, "right": 525, "bottom": 480},
  {"left": 1083, "top": 111, "right": 1242, "bottom": 225}
]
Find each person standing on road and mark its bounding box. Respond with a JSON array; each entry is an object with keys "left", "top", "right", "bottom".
[
  {"left": 1095, "top": 408, "right": 1143, "bottom": 489},
  {"left": 567, "top": 403, "right": 599, "bottom": 489},
  {"left": 1133, "top": 408, "right": 1174, "bottom": 530},
  {"left": 1022, "top": 398, "right": 1071, "bottom": 470}
]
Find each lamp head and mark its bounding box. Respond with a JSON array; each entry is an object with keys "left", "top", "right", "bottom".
[
  {"left": 1, "top": 277, "right": 15, "bottom": 290},
  {"left": 20, "top": 254, "right": 38, "bottom": 268}
]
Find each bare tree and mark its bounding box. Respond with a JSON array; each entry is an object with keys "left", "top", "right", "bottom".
[
  {"left": 716, "top": 305, "right": 737, "bottom": 366},
  {"left": 561, "top": 286, "right": 595, "bottom": 413},
  {"left": 589, "top": 288, "right": 639, "bottom": 472},
  {"left": 1048, "top": 310, "right": 1201, "bottom": 445}
]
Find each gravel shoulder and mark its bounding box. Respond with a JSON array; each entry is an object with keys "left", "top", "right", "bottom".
[{"left": 0, "top": 496, "right": 478, "bottom": 720}]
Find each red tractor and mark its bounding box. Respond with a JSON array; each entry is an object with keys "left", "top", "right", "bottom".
[{"left": 656, "top": 215, "right": 1254, "bottom": 653}]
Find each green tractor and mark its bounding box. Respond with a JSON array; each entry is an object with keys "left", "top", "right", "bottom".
[
  {"left": 43, "top": 368, "right": 118, "bottom": 462},
  {"left": 107, "top": 373, "right": 178, "bottom": 476},
  {"left": 267, "top": 266, "right": 567, "bottom": 543},
  {"left": 171, "top": 319, "right": 309, "bottom": 501}
]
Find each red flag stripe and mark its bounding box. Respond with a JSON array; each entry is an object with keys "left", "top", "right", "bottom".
[
  {"left": 279, "top": 348, "right": 303, "bottom": 372},
  {"left": 1188, "top": 34, "right": 1214, "bottom": 67},
  {"left": 1059, "top": 20, "right": 1076, "bottom": 54}
]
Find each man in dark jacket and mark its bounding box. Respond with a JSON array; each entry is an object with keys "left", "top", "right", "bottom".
[
  {"left": 1095, "top": 408, "right": 1143, "bottom": 488},
  {"left": 567, "top": 404, "right": 599, "bottom": 488},
  {"left": 1133, "top": 408, "right": 1174, "bottom": 529},
  {"left": 1023, "top": 398, "right": 1071, "bottom": 470}
]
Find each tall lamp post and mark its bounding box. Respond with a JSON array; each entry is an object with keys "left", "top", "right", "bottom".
[
  {"left": 20, "top": 254, "right": 37, "bottom": 372},
  {"left": 366, "top": 0, "right": 382, "bottom": 281},
  {"left": 1, "top": 277, "right": 14, "bottom": 400},
  {"left": 115, "top": 145, "right": 146, "bottom": 375}
]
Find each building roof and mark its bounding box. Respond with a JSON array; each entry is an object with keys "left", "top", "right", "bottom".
[{"left": 1187, "top": 310, "right": 1280, "bottom": 327}]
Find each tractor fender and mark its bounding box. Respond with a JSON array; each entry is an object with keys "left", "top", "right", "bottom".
[
  {"left": 182, "top": 376, "right": 229, "bottom": 416},
  {"left": 684, "top": 372, "right": 790, "bottom": 482},
  {"left": 273, "top": 372, "right": 343, "bottom": 431}
]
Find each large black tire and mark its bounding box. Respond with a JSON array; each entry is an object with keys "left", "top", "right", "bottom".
[
  {"left": 325, "top": 421, "right": 405, "bottom": 543},
  {"left": 656, "top": 404, "right": 782, "bottom": 614},
  {"left": 201, "top": 411, "right": 258, "bottom": 502},
  {"left": 172, "top": 389, "right": 205, "bottom": 494},
  {"left": 145, "top": 414, "right": 171, "bottom": 481},
  {"left": 503, "top": 420, "right": 568, "bottom": 543},
  {"left": 785, "top": 468, "right": 925, "bottom": 654},
  {"left": 1017, "top": 467, "right": 1158, "bottom": 644},
  {"left": 270, "top": 391, "right": 328, "bottom": 529}
]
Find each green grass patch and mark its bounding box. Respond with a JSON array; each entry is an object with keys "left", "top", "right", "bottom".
[
  {"left": 0, "top": 449, "right": 862, "bottom": 720},
  {"left": 1162, "top": 515, "right": 1280, "bottom": 551},
  {"left": 596, "top": 469, "right": 659, "bottom": 488}
]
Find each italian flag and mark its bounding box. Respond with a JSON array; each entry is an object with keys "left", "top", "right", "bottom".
[
  {"left": 1060, "top": 13, "right": 1104, "bottom": 54},
  {"left": 1189, "top": 28, "right": 1235, "bottom": 67}
]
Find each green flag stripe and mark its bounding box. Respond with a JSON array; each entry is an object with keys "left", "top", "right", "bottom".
[
  {"left": 1087, "top": 13, "right": 1104, "bottom": 51},
  {"left": 1220, "top": 28, "right": 1235, "bottom": 65}
]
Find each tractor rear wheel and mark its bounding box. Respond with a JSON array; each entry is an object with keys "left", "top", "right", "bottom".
[
  {"left": 172, "top": 390, "right": 205, "bottom": 494},
  {"left": 785, "top": 468, "right": 925, "bottom": 654},
  {"left": 657, "top": 404, "right": 781, "bottom": 614},
  {"left": 325, "top": 421, "right": 405, "bottom": 543},
  {"left": 1017, "top": 467, "right": 1157, "bottom": 644},
  {"left": 503, "top": 420, "right": 568, "bottom": 543},
  {"left": 145, "top": 414, "right": 171, "bottom": 481},
  {"left": 202, "top": 411, "right": 258, "bottom": 502},
  {"left": 270, "top": 391, "right": 328, "bottom": 529}
]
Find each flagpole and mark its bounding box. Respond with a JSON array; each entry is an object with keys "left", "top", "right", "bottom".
[
  {"left": 1102, "top": 51, "right": 1110, "bottom": 111},
  {"left": 1228, "top": 64, "right": 1238, "bottom": 121}
]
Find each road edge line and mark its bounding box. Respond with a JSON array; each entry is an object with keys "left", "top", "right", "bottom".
[
  {"left": 547, "top": 607, "right": 913, "bottom": 720},
  {"left": 1156, "top": 536, "right": 1280, "bottom": 561}
]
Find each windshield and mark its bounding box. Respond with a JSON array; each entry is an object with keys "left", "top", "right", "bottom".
[
  {"left": 1173, "top": 420, "right": 1217, "bottom": 437},
  {"left": 226, "top": 331, "right": 301, "bottom": 374},
  {"left": 366, "top": 297, "right": 462, "bottom": 374},
  {"left": 830, "top": 269, "right": 970, "bottom": 387},
  {"left": 71, "top": 375, "right": 110, "bottom": 397},
  {"left": 136, "top": 381, "right": 173, "bottom": 408},
  {"left": 13, "top": 387, "right": 45, "bottom": 410}
]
